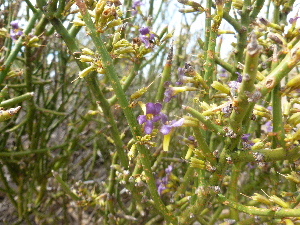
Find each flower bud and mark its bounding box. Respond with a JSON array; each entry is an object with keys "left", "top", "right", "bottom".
[
  {"left": 78, "top": 65, "right": 96, "bottom": 79},
  {"left": 114, "top": 46, "right": 135, "bottom": 55},
  {"left": 185, "top": 144, "right": 194, "bottom": 160},
  {"left": 285, "top": 171, "right": 300, "bottom": 184},
  {"left": 0, "top": 28, "right": 8, "bottom": 37},
  {"left": 251, "top": 141, "right": 265, "bottom": 150},
  {"left": 28, "top": 36, "right": 39, "bottom": 45},
  {"left": 112, "top": 32, "right": 121, "bottom": 45},
  {"left": 107, "top": 18, "right": 122, "bottom": 29},
  {"left": 72, "top": 19, "right": 85, "bottom": 26},
  {"left": 251, "top": 193, "right": 271, "bottom": 205},
  {"left": 287, "top": 112, "right": 300, "bottom": 127},
  {"left": 211, "top": 81, "right": 230, "bottom": 95},
  {"left": 283, "top": 219, "right": 295, "bottom": 225},
  {"left": 190, "top": 157, "right": 205, "bottom": 169},
  {"left": 283, "top": 75, "right": 300, "bottom": 95},
  {"left": 79, "top": 55, "right": 94, "bottom": 62},
  {"left": 269, "top": 195, "right": 290, "bottom": 208},
  {"left": 82, "top": 48, "right": 95, "bottom": 55}
]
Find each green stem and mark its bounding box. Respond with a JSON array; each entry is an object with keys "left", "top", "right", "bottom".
[
  {"left": 218, "top": 194, "right": 300, "bottom": 217},
  {"left": 0, "top": 92, "right": 34, "bottom": 107},
  {"left": 0, "top": 10, "right": 42, "bottom": 83},
  {"left": 183, "top": 105, "right": 225, "bottom": 135},
  {"left": 75, "top": 2, "right": 177, "bottom": 223},
  {"left": 230, "top": 146, "right": 300, "bottom": 162}
]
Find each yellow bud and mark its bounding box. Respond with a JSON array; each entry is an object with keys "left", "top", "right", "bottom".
[
  {"left": 114, "top": 46, "right": 135, "bottom": 55},
  {"left": 82, "top": 48, "right": 94, "bottom": 55},
  {"left": 270, "top": 195, "right": 290, "bottom": 208},
  {"left": 107, "top": 18, "right": 122, "bottom": 29},
  {"left": 285, "top": 171, "right": 300, "bottom": 184},
  {"left": 28, "top": 36, "right": 39, "bottom": 45},
  {"left": 185, "top": 145, "right": 193, "bottom": 160},
  {"left": 283, "top": 219, "right": 294, "bottom": 225},
  {"left": 72, "top": 19, "right": 85, "bottom": 26},
  {"left": 232, "top": 0, "right": 243, "bottom": 9},
  {"left": 0, "top": 28, "right": 8, "bottom": 37},
  {"left": 190, "top": 157, "right": 205, "bottom": 169},
  {"left": 256, "top": 71, "right": 265, "bottom": 81},
  {"left": 287, "top": 112, "right": 300, "bottom": 127},
  {"left": 79, "top": 55, "right": 94, "bottom": 62},
  {"left": 211, "top": 81, "right": 230, "bottom": 95},
  {"left": 112, "top": 32, "right": 121, "bottom": 45},
  {"left": 78, "top": 65, "right": 96, "bottom": 78},
  {"left": 251, "top": 141, "right": 265, "bottom": 150},
  {"left": 251, "top": 193, "right": 271, "bottom": 205}
]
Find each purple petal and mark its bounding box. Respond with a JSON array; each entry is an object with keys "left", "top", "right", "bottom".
[
  {"left": 152, "top": 115, "right": 161, "bottom": 122},
  {"left": 137, "top": 115, "right": 147, "bottom": 124},
  {"left": 165, "top": 165, "right": 172, "bottom": 174},
  {"left": 170, "top": 118, "right": 184, "bottom": 127},
  {"left": 178, "top": 67, "right": 185, "bottom": 76},
  {"left": 140, "top": 35, "right": 150, "bottom": 48},
  {"left": 241, "top": 133, "right": 250, "bottom": 142},
  {"left": 188, "top": 136, "right": 195, "bottom": 141},
  {"left": 236, "top": 72, "right": 242, "bottom": 82},
  {"left": 149, "top": 33, "right": 155, "bottom": 40},
  {"left": 157, "top": 183, "right": 165, "bottom": 196},
  {"left": 160, "top": 124, "right": 172, "bottom": 135},
  {"left": 10, "top": 20, "right": 19, "bottom": 29},
  {"left": 144, "top": 120, "right": 153, "bottom": 134},
  {"left": 160, "top": 113, "right": 168, "bottom": 124},
  {"left": 139, "top": 27, "right": 150, "bottom": 35},
  {"left": 132, "top": 0, "right": 142, "bottom": 7},
  {"left": 146, "top": 102, "right": 162, "bottom": 115}
]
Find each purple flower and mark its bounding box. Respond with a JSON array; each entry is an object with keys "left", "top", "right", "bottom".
[
  {"left": 11, "top": 20, "right": 19, "bottom": 29},
  {"left": 137, "top": 102, "right": 164, "bottom": 134},
  {"left": 241, "top": 133, "right": 254, "bottom": 149},
  {"left": 164, "top": 86, "right": 177, "bottom": 103},
  {"left": 289, "top": 16, "right": 300, "bottom": 24},
  {"left": 236, "top": 72, "right": 243, "bottom": 82},
  {"left": 160, "top": 118, "right": 184, "bottom": 135},
  {"left": 139, "top": 27, "right": 150, "bottom": 35},
  {"left": 139, "top": 27, "right": 155, "bottom": 48},
  {"left": 241, "top": 133, "right": 251, "bottom": 142},
  {"left": 10, "top": 20, "right": 23, "bottom": 40},
  {"left": 264, "top": 120, "right": 273, "bottom": 133},
  {"left": 219, "top": 69, "right": 228, "bottom": 79},
  {"left": 156, "top": 165, "right": 173, "bottom": 196},
  {"left": 132, "top": 0, "right": 142, "bottom": 15}
]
